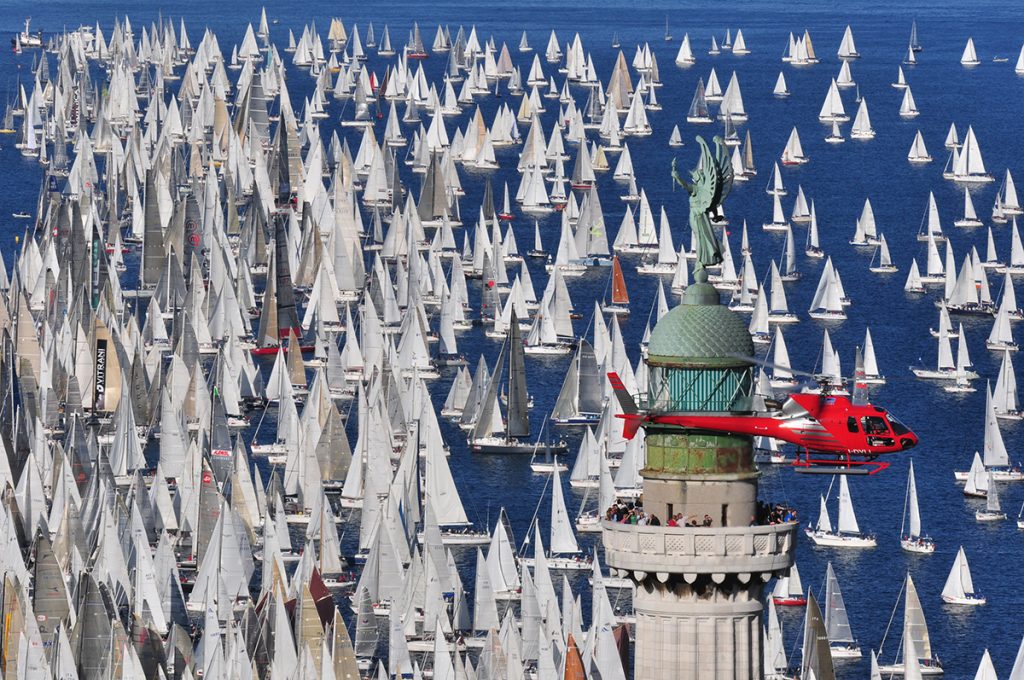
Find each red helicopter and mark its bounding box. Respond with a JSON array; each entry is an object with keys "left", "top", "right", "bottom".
[{"left": 608, "top": 361, "right": 918, "bottom": 475}]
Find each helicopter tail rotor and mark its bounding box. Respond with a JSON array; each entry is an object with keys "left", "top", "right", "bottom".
[{"left": 608, "top": 371, "right": 645, "bottom": 440}]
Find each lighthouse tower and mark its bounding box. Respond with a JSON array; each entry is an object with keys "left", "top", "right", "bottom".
[{"left": 602, "top": 281, "right": 796, "bottom": 680}]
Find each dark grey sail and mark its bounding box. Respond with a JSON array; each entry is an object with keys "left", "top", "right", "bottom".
[
  {"left": 141, "top": 170, "right": 165, "bottom": 289},
  {"left": 273, "top": 214, "right": 301, "bottom": 339},
  {"left": 507, "top": 309, "right": 530, "bottom": 438}
]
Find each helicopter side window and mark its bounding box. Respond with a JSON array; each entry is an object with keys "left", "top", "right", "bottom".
[
  {"left": 861, "top": 416, "right": 889, "bottom": 435},
  {"left": 846, "top": 417, "right": 858, "bottom": 433}
]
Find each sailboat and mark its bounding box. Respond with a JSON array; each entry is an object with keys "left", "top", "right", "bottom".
[
  {"left": 602, "top": 255, "right": 630, "bottom": 315},
  {"left": 525, "top": 466, "right": 592, "bottom": 571},
  {"left": 806, "top": 476, "right": 876, "bottom": 547},
  {"left": 824, "top": 563, "right": 861, "bottom": 658},
  {"left": 470, "top": 312, "right": 567, "bottom": 454},
  {"left": 769, "top": 327, "right": 799, "bottom": 389},
  {"left": 818, "top": 79, "right": 848, "bottom": 122},
  {"left": 801, "top": 592, "right": 837, "bottom": 680},
  {"left": 954, "top": 383, "right": 1024, "bottom": 481},
  {"left": 808, "top": 259, "right": 847, "bottom": 320},
  {"left": 766, "top": 162, "right": 787, "bottom": 196},
  {"left": 892, "top": 65, "right": 909, "bottom": 89},
  {"left": 668, "top": 125, "right": 684, "bottom": 147},
  {"left": 944, "top": 125, "right": 994, "bottom": 183},
  {"left": 806, "top": 202, "right": 824, "bottom": 258},
  {"left": 909, "top": 20, "right": 923, "bottom": 52},
  {"left": 551, "top": 340, "right": 603, "bottom": 425},
  {"left": 763, "top": 192, "right": 790, "bottom": 232},
  {"left": 941, "top": 546, "right": 986, "bottom": 605},
  {"left": 877, "top": 574, "right": 944, "bottom": 676},
  {"left": 963, "top": 456, "right": 990, "bottom": 503},
  {"left": 954, "top": 187, "right": 983, "bottom": 227},
  {"left": 869, "top": 235, "right": 898, "bottom": 273},
  {"left": 686, "top": 78, "right": 713, "bottom": 123},
  {"left": 773, "top": 71, "right": 790, "bottom": 97},
  {"left": 986, "top": 304, "right": 1017, "bottom": 351},
  {"left": 900, "top": 460, "right": 935, "bottom": 553},
  {"left": 837, "top": 25, "right": 859, "bottom": 59},
  {"left": 664, "top": 16, "right": 672, "bottom": 41},
  {"left": 781, "top": 126, "right": 809, "bottom": 165},
  {"left": 772, "top": 562, "right": 807, "bottom": 606},
  {"left": 767, "top": 261, "right": 798, "bottom": 324},
  {"left": 905, "top": 260, "right": 926, "bottom": 293},
  {"left": 911, "top": 324, "right": 976, "bottom": 381},
  {"left": 733, "top": 29, "right": 750, "bottom": 55},
  {"left": 961, "top": 37, "right": 981, "bottom": 66},
  {"left": 908, "top": 130, "right": 933, "bottom": 163},
  {"left": 529, "top": 431, "right": 568, "bottom": 473},
  {"left": 825, "top": 121, "right": 844, "bottom": 144},
  {"left": 992, "top": 349, "right": 1022, "bottom": 420},
  {"left": 862, "top": 328, "right": 885, "bottom": 383},
  {"left": 976, "top": 472, "right": 1006, "bottom": 521},
  {"left": 638, "top": 208, "right": 679, "bottom": 275},
  {"left": 899, "top": 86, "right": 920, "bottom": 118},
  {"left": 528, "top": 221, "right": 548, "bottom": 258}
]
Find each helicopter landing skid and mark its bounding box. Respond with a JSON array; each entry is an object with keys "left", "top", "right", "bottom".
[{"left": 792, "top": 451, "right": 890, "bottom": 476}]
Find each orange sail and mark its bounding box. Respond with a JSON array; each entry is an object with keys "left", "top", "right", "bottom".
[
  {"left": 611, "top": 255, "right": 629, "bottom": 305},
  {"left": 564, "top": 634, "right": 586, "bottom": 680}
]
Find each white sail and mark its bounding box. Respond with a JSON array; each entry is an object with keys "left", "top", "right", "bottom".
[
  {"left": 983, "top": 383, "right": 1010, "bottom": 467},
  {"left": 824, "top": 563, "right": 855, "bottom": 646},
  {"left": 908, "top": 130, "right": 931, "bottom": 163},
  {"left": 961, "top": 37, "right": 980, "bottom": 65},
  {"left": 985, "top": 472, "right": 1002, "bottom": 513},
  {"left": 816, "top": 495, "right": 833, "bottom": 534},
  {"left": 952, "top": 126, "right": 990, "bottom": 180},
  {"left": 941, "top": 546, "right": 975, "bottom": 600},
  {"left": 773, "top": 71, "right": 789, "bottom": 96},
  {"left": 993, "top": 350, "right": 1019, "bottom": 416},
  {"left": 908, "top": 460, "right": 922, "bottom": 538},
  {"left": 837, "top": 476, "right": 861, "bottom": 534},
  {"left": 818, "top": 79, "right": 847, "bottom": 122},
  {"left": 549, "top": 465, "right": 580, "bottom": 554},
  {"left": 851, "top": 98, "right": 874, "bottom": 138},
  {"left": 837, "top": 25, "right": 858, "bottom": 58},
  {"left": 899, "top": 86, "right": 919, "bottom": 117},
  {"left": 772, "top": 327, "right": 793, "bottom": 382}
]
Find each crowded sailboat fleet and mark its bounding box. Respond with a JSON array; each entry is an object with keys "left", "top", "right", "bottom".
[{"left": 0, "top": 8, "right": 1022, "bottom": 680}]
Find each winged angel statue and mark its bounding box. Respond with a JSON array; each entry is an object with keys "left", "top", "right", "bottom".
[{"left": 671, "top": 136, "right": 733, "bottom": 283}]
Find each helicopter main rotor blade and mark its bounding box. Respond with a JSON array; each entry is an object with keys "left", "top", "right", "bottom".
[{"left": 726, "top": 353, "right": 819, "bottom": 380}]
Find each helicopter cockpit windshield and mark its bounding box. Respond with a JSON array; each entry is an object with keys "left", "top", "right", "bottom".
[{"left": 887, "top": 413, "right": 911, "bottom": 436}]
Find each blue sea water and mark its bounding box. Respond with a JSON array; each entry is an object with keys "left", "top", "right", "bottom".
[{"left": 2, "top": 0, "right": 1024, "bottom": 677}]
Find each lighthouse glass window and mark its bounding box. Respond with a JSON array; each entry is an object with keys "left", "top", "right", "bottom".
[{"left": 648, "top": 365, "right": 753, "bottom": 412}]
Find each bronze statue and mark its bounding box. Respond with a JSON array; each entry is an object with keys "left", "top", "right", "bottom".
[{"left": 672, "top": 136, "right": 733, "bottom": 283}]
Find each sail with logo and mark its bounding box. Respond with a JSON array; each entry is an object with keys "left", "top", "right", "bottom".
[{"left": 90, "top": 316, "right": 123, "bottom": 413}]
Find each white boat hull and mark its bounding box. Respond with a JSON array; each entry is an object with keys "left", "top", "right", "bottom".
[
  {"left": 954, "top": 469, "right": 1024, "bottom": 482},
  {"left": 809, "top": 310, "right": 847, "bottom": 321},
  {"left": 877, "top": 662, "right": 944, "bottom": 676},
  {"left": 942, "top": 594, "right": 986, "bottom": 605},
  {"left": 805, "top": 529, "right": 877, "bottom": 548},
  {"left": 830, "top": 644, "right": 862, "bottom": 659},
  {"left": 520, "top": 556, "right": 593, "bottom": 571},
  {"left": 901, "top": 538, "right": 936, "bottom": 554}
]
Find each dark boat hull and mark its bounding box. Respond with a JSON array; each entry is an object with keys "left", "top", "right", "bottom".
[{"left": 471, "top": 440, "right": 569, "bottom": 455}]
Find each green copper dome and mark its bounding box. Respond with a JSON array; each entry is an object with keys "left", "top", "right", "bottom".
[{"left": 647, "top": 285, "right": 754, "bottom": 365}]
